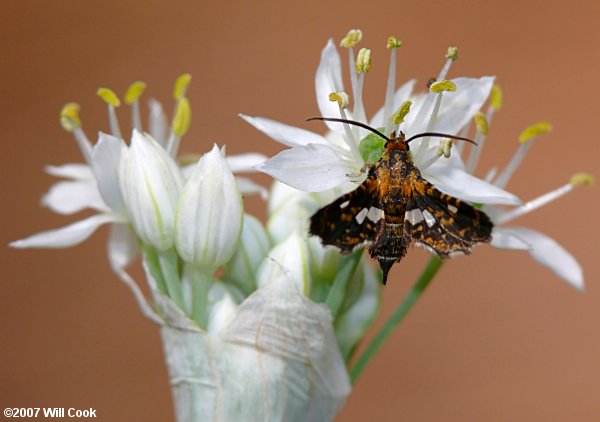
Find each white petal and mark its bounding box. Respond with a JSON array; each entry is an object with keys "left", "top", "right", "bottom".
[
  {"left": 508, "top": 227, "right": 584, "bottom": 290},
  {"left": 490, "top": 227, "right": 532, "bottom": 250},
  {"left": 175, "top": 144, "right": 243, "bottom": 269},
  {"left": 256, "top": 230, "right": 311, "bottom": 295},
  {"left": 425, "top": 163, "right": 521, "bottom": 205},
  {"left": 239, "top": 114, "right": 327, "bottom": 147},
  {"left": 257, "top": 144, "right": 356, "bottom": 192},
  {"left": 42, "top": 180, "right": 108, "bottom": 214},
  {"left": 226, "top": 152, "right": 268, "bottom": 173},
  {"left": 107, "top": 223, "right": 138, "bottom": 271},
  {"left": 91, "top": 133, "right": 127, "bottom": 213},
  {"left": 10, "top": 214, "right": 117, "bottom": 249},
  {"left": 45, "top": 163, "right": 93, "bottom": 180},
  {"left": 148, "top": 98, "right": 168, "bottom": 146},
  {"left": 235, "top": 176, "right": 268, "bottom": 199},
  {"left": 369, "top": 79, "right": 417, "bottom": 127},
  {"left": 315, "top": 39, "right": 345, "bottom": 132}
]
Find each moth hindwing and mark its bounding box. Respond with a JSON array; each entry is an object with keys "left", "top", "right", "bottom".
[{"left": 309, "top": 132, "right": 493, "bottom": 285}]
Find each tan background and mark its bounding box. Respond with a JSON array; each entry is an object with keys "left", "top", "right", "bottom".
[{"left": 2, "top": 0, "right": 599, "bottom": 421}]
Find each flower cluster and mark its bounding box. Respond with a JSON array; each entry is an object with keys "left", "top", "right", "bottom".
[{"left": 243, "top": 29, "right": 591, "bottom": 290}]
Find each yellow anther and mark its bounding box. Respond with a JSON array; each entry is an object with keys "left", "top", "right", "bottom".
[
  {"left": 474, "top": 112, "right": 489, "bottom": 135},
  {"left": 124, "top": 81, "right": 147, "bottom": 105},
  {"left": 430, "top": 80, "right": 457, "bottom": 93},
  {"left": 391, "top": 100, "right": 412, "bottom": 125},
  {"left": 60, "top": 102, "right": 82, "bottom": 132},
  {"left": 340, "top": 29, "right": 363, "bottom": 48},
  {"left": 356, "top": 48, "right": 372, "bottom": 74},
  {"left": 436, "top": 139, "right": 452, "bottom": 158},
  {"left": 491, "top": 84, "right": 503, "bottom": 111},
  {"left": 172, "top": 98, "right": 191, "bottom": 136},
  {"left": 173, "top": 73, "right": 192, "bottom": 101},
  {"left": 387, "top": 36, "right": 402, "bottom": 49},
  {"left": 446, "top": 46, "right": 459, "bottom": 61},
  {"left": 96, "top": 88, "right": 121, "bottom": 107},
  {"left": 518, "top": 122, "right": 552, "bottom": 143},
  {"left": 570, "top": 173, "right": 594, "bottom": 187},
  {"left": 329, "top": 92, "right": 350, "bottom": 109}
]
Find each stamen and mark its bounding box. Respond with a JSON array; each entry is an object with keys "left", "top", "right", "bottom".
[
  {"left": 125, "top": 81, "right": 147, "bottom": 131},
  {"left": 466, "top": 112, "right": 489, "bottom": 173},
  {"left": 173, "top": 73, "right": 192, "bottom": 101},
  {"left": 490, "top": 84, "right": 503, "bottom": 111},
  {"left": 354, "top": 48, "right": 371, "bottom": 124},
  {"left": 416, "top": 80, "right": 456, "bottom": 156},
  {"left": 429, "top": 80, "right": 457, "bottom": 93},
  {"left": 496, "top": 173, "right": 593, "bottom": 224},
  {"left": 437, "top": 46, "right": 458, "bottom": 80},
  {"left": 494, "top": 122, "right": 552, "bottom": 188},
  {"left": 340, "top": 29, "right": 363, "bottom": 48},
  {"left": 328, "top": 93, "right": 362, "bottom": 163},
  {"left": 383, "top": 36, "right": 402, "bottom": 134},
  {"left": 437, "top": 139, "right": 452, "bottom": 158},
  {"left": 390, "top": 100, "right": 412, "bottom": 125},
  {"left": 166, "top": 98, "right": 191, "bottom": 156},
  {"left": 97, "top": 87, "right": 122, "bottom": 139},
  {"left": 60, "top": 103, "right": 93, "bottom": 164}
]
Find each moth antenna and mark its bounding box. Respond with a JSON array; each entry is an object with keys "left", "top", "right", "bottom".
[
  {"left": 405, "top": 132, "right": 478, "bottom": 146},
  {"left": 307, "top": 116, "right": 390, "bottom": 142}
]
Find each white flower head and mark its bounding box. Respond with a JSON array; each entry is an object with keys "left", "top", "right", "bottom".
[{"left": 175, "top": 144, "right": 244, "bottom": 270}]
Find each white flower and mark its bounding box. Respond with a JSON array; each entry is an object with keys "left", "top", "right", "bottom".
[
  {"left": 175, "top": 144, "right": 243, "bottom": 270},
  {"left": 242, "top": 38, "right": 520, "bottom": 206},
  {"left": 464, "top": 111, "right": 592, "bottom": 289}
]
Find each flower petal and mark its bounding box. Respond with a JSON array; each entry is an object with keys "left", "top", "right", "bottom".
[
  {"left": 45, "top": 163, "right": 93, "bottom": 180},
  {"left": 226, "top": 152, "right": 268, "bottom": 173},
  {"left": 107, "top": 223, "right": 138, "bottom": 271},
  {"left": 425, "top": 163, "right": 521, "bottom": 205},
  {"left": 148, "top": 98, "right": 168, "bottom": 146},
  {"left": 490, "top": 227, "right": 532, "bottom": 250},
  {"left": 42, "top": 180, "right": 108, "bottom": 214},
  {"left": 235, "top": 176, "right": 268, "bottom": 199},
  {"left": 256, "top": 144, "right": 356, "bottom": 192},
  {"left": 239, "top": 114, "right": 327, "bottom": 148},
  {"left": 369, "top": 79, "right": 416, "bottom": 127},
  {"left": 315, "top": 39, "right": 345, "bottom": 132},
  {"left": 91, "top": 133, "right": 127, "bottom": 213},
  {"left": 507, "top": 227, "right": 584, "bottom": 290},
  {"left": 10, "top": 214, "right": 117, "bottom": 249}
]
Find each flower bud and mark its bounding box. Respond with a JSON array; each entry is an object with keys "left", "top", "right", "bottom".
[
  {"left": 175, "top": 144, "right": 243, "bottom": 270},
  {"left": 119, "top": 130, "right": 184, "bottom": 250}
]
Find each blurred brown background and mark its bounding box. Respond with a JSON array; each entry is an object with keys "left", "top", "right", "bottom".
[{"left": 2, "top": 0, "right": 599, "bottom": 421}]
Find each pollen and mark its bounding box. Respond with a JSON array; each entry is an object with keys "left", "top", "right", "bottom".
[
  {"left": 356, "top": 48, "right": 372, "bottom": 74},
  {"left": 445, "top": 46, "right": 459, "bottom": 61},
  {"left": 474, "top": 112, "right": 489, "bottom": 135},
  {"left": 386, "top": 36, "right": 402, "bottom": 50},
  {"left": 329, "top": 92, "right": 350, "bottom": 109},
  {"left": 172, "top": 98, "right": 191, "bottom": 136},
  {"left": 125, "top": 81, "right": 147, "bottom": 105},
  {"left": 570, "top": 173, "right": 595, "bottom": 187},
  {"left": 436, "top": 139, "right": 452, "bottom": 158},
  {"left": 173, "top": 73, "right": 192, "bottom": 101},
  {"left": 60, "top": 102, "right": 82, "bottom": 132},
  {"left": 491, "top": 84, "right": 503, "bottom": 110},
  {"left": 340, "top": 29, "right": 363, "bottom": 48},
  {"left": 519, "top": 122, "right": 552, "bottom": 143},
  {"left": 430, "top": 80, "right": 457, "bottom": 93},
  {"left": 96, "top": 88, "right": 121, "bottom": 107},
  {"left": 391, "top": 101, "right": 412, "bottom": 125}
]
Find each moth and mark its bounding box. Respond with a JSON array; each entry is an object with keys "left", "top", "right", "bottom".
[{"left": 308, "top": 117, "right": 493, "bottom": 284}]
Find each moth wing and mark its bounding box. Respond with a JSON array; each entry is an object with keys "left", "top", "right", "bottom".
[
  {"left": 309, "top": 174, "right": 381, "bottom": 253},
  {"left": 404, "top": 179, "right": 493, "bottom": 257}
]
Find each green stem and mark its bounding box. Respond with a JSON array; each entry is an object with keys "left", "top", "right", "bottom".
[
  {"left": 157, "top": 248, "right": 185, "bottom": 310},
  {"left": 325, "top": 251, "right": 362, "bottom": 319},
  {"left": 190, "top": 266, "right": 212, "bottom": 329},
  {"left": 350, "top": 256, "right": 444, "bottom": 383}
]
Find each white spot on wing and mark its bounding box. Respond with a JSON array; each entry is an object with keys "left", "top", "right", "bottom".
[
  {"left": 422, "top": 209, "right": 436, "bottom": 227},
  {"left": 340, "top": 200, "right": 350, "bottom": 209},
  {"left": 405, "top": 209, "right": 424, "bottom": 225},
  {"left": 355, "top": 208, "right": 368, "bottom": 224},
  {"left": 448, "top": 204, "right": 458, "bottom": 213},
  {"left": 367, "top": 207, "right": 384, "bottom": 222}
]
